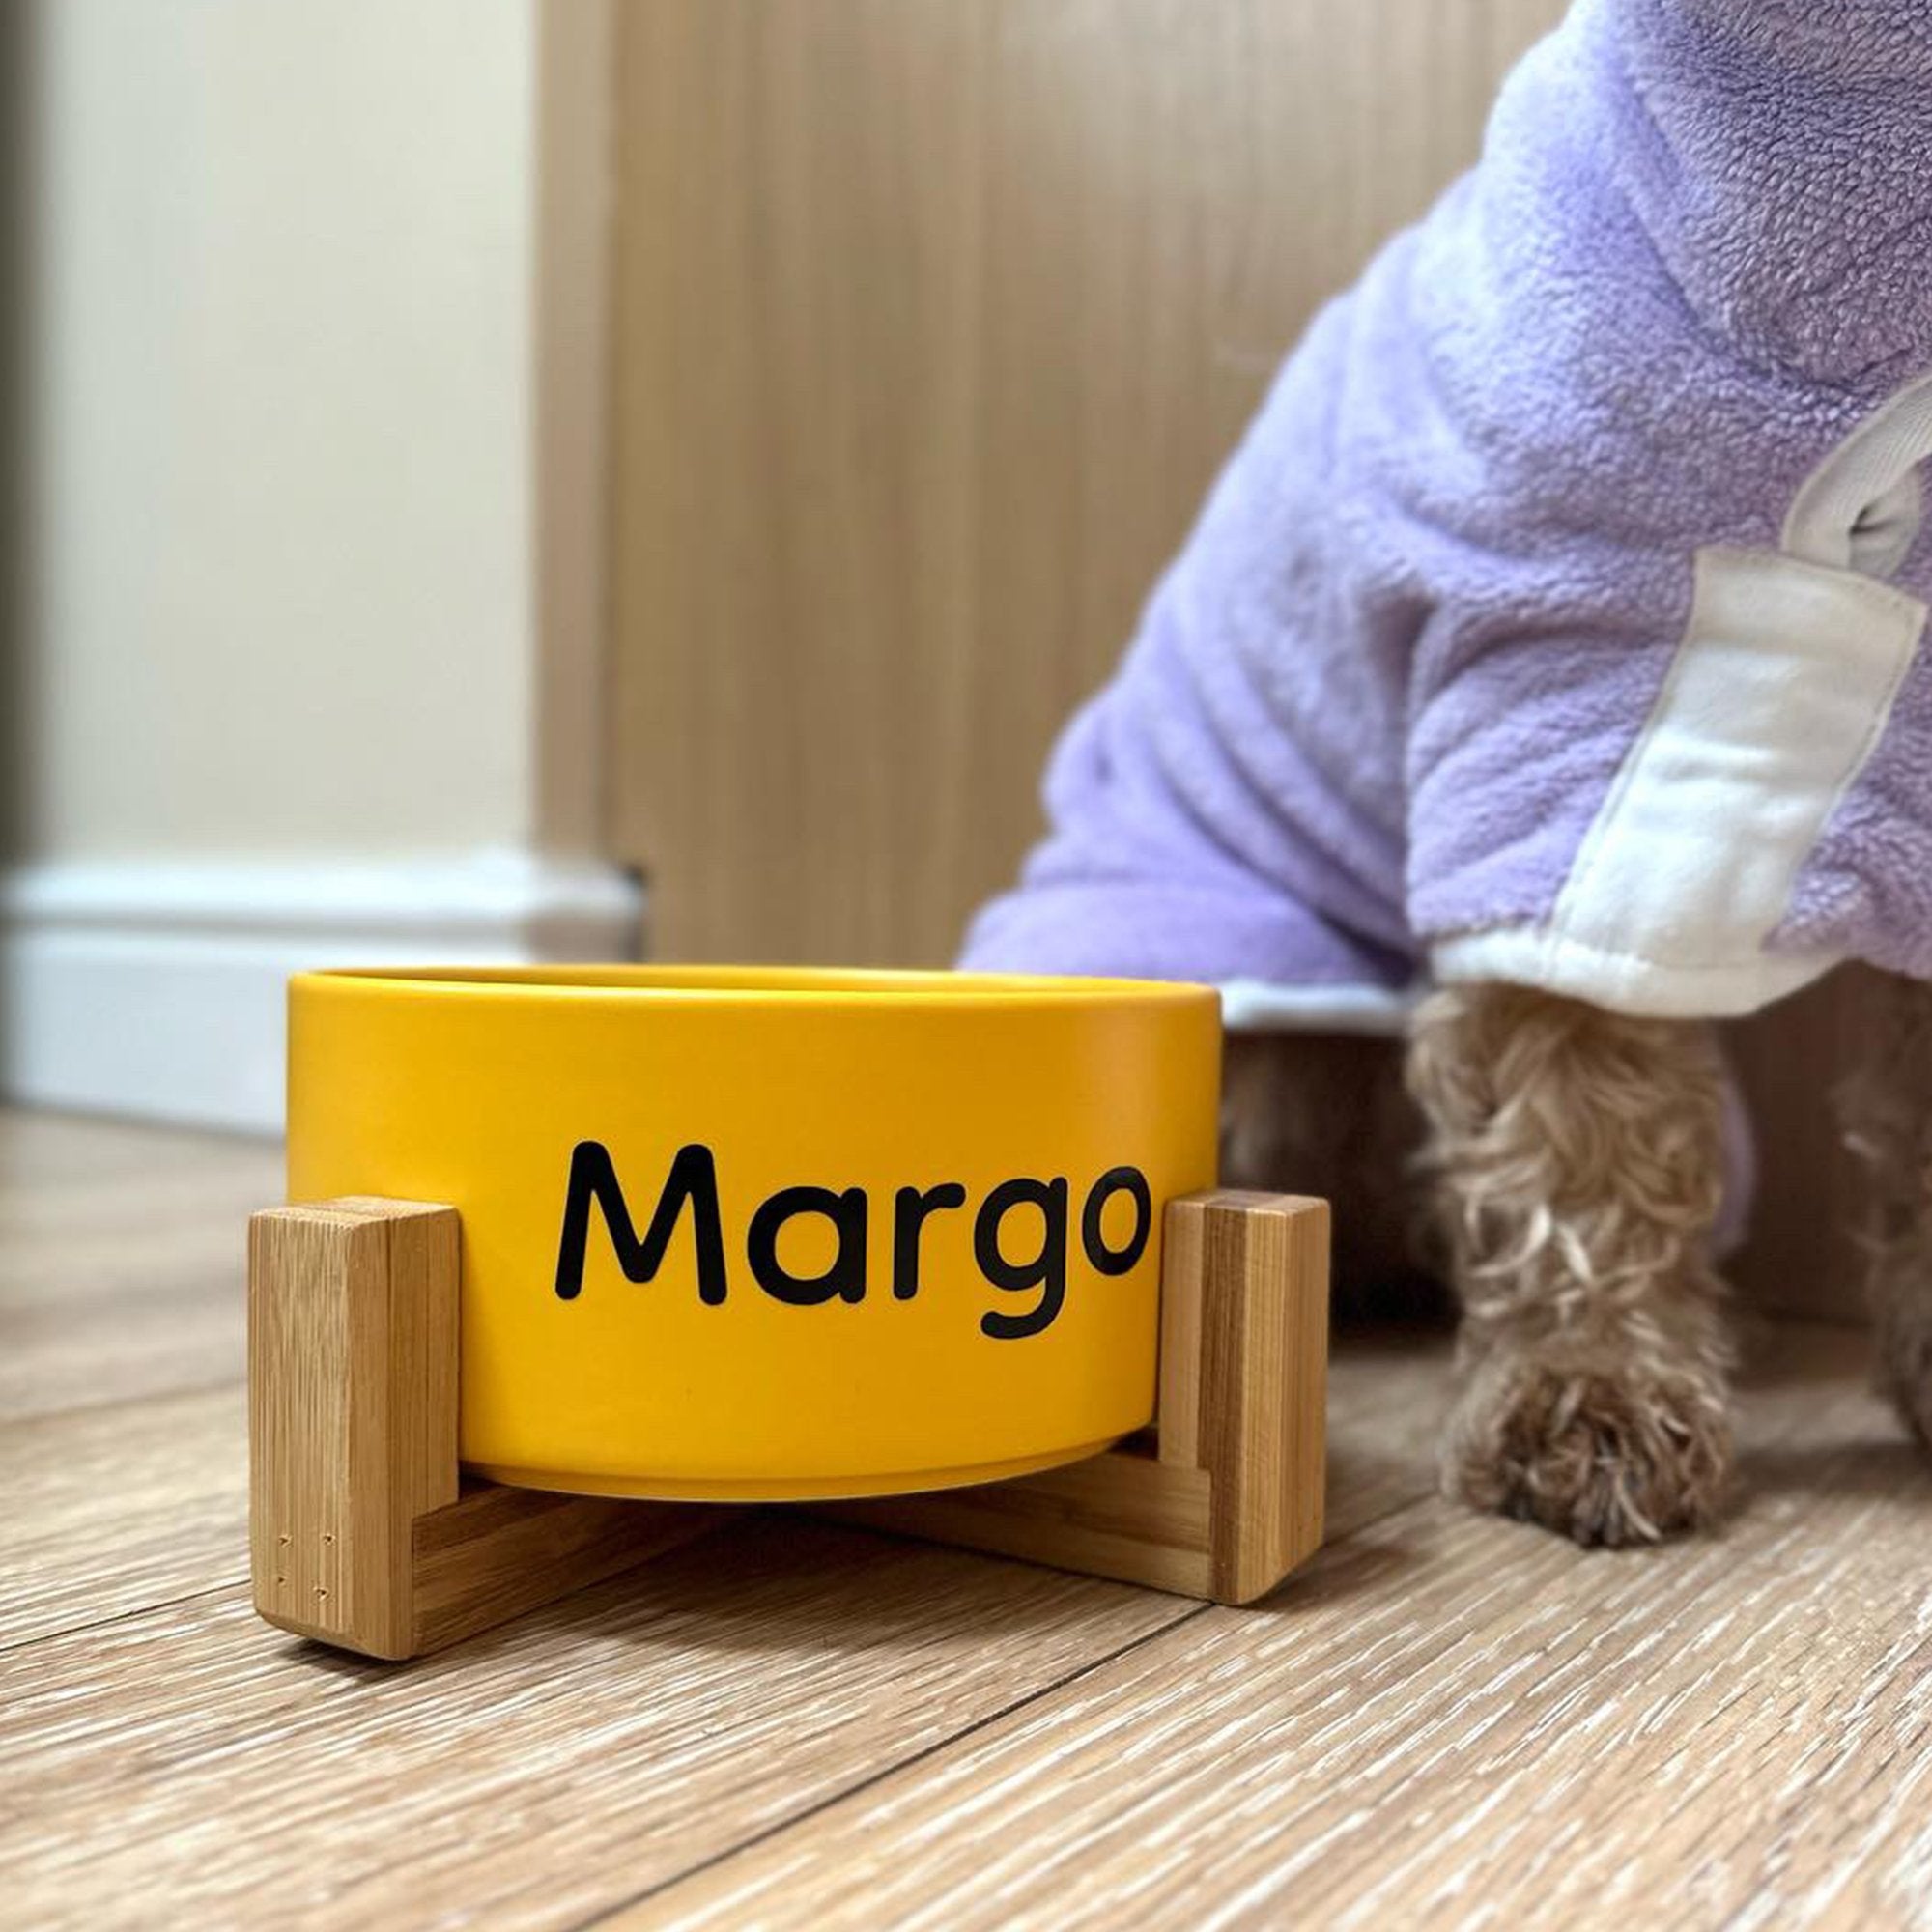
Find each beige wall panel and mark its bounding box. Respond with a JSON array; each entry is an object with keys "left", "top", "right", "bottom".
[{"left": 20, "top": 0, "right": 539, "bottom": 862}]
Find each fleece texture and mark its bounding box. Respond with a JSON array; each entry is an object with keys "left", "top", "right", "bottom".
[{"left": 961, "top": 0, "right": 1932, "bottom": 1024}]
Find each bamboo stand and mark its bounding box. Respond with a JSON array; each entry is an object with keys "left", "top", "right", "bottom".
[{"left": 248, "top": 1190, "right": 1329, "bottom": 1661}]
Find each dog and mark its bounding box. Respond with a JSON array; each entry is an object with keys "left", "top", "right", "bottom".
[{"left": 962, "top": 0, "right": 1932, "bottom": 1545}]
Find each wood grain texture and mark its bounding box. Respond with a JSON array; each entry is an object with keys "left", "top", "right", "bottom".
[
  {"left": 2, "top": 1527, "right": 1192, "bottom": 1930},
  {"left": 410, "top": 1480, "right": 720, "bottom": 1658},
  {"left": 249, "top": 1198, "right": 725, "bottom": 1660},
  {"left": 253, "top": 1187, "right": 1325, "bottom": 1652},
  {"left": 10, "top": 1108, "right": 1928, "bottom": 1928},
  {"left": 1194, "top": 1190, "right": 1329, "bottom": 1596},
  {"left": 628, "top": 1326, "right": 1932, "bottom": 1931},
  {"left": 610, "top": 0, "right": 1568, "bottom": 967},
  {"left": 0, "top": 1112, "right": 280, "bottom": 1419},
  {"left": 249, "top": 1200, "right": 461, "bottom": 1656},
  {"left": 1, "top": 1384, "right": 247, "bottom": 1651},
  {"left": 824, "top": 1454, "right": 1215, "bottom": 1598},
  {"left": 825, "top": 1190, "right": 1328, "bottom": 1603},
  {"left": 1156, "top": 1196, "right": 1207, "bottom": 1467},
  {"left": 841, "top": 1321, "right": 1446, "bottom": 1590}
]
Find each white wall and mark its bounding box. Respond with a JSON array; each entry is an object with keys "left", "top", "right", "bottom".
[
  {"left": 3, "top": 0, "right": 638, "bottom": 1130},
  {"left": 24, "top": 0, "right": 536, "bottom": 859}
]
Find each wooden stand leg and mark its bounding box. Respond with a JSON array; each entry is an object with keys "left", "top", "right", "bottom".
[
  {"left": 822, "top": 1190, "right": 1329, "bottom": 1605},
  {"left": 248, "top": 1198, "right": 718, "bottom": 1661}
]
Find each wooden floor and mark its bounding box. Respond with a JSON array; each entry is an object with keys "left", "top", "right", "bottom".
[{"left": 6, "top": 1107, "right": 1931, "bottom": 1929}]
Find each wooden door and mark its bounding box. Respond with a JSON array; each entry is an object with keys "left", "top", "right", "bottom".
[{"left": 609, "top": 0, "right": 1567, "bottom": 966}]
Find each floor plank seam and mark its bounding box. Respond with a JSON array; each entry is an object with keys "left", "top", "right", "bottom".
[
  {"left": 606, "top": 1490, "right": 1520, "bottom": 1917},
  {"left": 0, "top": 1579, "right": 245, "bottom": 1659},
  {"left": 567, "top": 1600, "right": 1217, "bottom": 1930}
]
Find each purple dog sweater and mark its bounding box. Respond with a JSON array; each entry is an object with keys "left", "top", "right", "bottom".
[{"left": 962, "top": 0, "right": 1932, "bottom": 1032}]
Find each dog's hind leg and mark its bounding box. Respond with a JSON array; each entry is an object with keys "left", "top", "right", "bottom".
[
  {"left": 1406, "top": 983, "right": 1735, "bottom": 1546},
  {"left": 1838, "top": 971, "right": 1932, "bottom": 1450}
]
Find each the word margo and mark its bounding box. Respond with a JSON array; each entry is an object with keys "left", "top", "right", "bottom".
[{"left": 552, "top": 1140, "right": 1151, "bottom": 1340}]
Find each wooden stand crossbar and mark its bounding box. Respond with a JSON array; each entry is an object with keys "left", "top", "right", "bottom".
[
  {"left": 818, "top": 1193, "right": 1328, "bottom": 1602},
  {"left": 248, "top": 1190, "right": 1329, "bottom": 1661}
]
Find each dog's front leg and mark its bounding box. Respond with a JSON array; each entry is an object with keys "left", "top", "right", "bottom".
[{"left": 1406, "top": 983, "right": 1734, "bottom": 1546}]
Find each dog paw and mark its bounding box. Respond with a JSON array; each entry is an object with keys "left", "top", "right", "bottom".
[{"left": 1444, "top": 1351, "right": 1732, "bottom": 1548}]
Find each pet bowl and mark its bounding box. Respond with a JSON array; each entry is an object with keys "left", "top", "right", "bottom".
[{"left": 286, "top": 965, "right": 1221, "bottom": 1501}]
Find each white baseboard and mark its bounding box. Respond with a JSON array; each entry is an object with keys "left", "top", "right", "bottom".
[{"left": 0, "top": 850, "right": 644, "bottom": 1134}]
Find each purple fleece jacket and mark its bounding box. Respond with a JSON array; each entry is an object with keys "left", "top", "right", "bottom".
[{"left": 962, "top": 0, "right": 1932, "bottom": 1029}]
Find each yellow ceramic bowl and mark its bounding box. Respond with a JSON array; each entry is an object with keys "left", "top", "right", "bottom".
[{"left": 286, "top": 966, "right": 1220, "bottom": 1502}]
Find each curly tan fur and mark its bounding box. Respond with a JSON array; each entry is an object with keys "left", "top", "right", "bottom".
[
  {"left": 1837, "top": 973, "right": 1932, "bottom": 1447},
  {"left": 1406, "top": 984, "right": 1735, "bottom": 1547}
]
